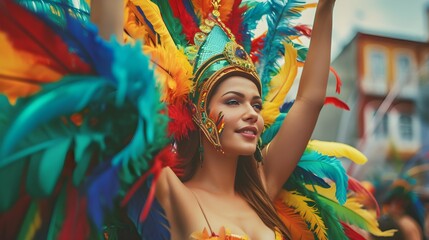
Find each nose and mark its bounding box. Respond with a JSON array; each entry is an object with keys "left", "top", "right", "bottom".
[{"left": 242, "top": 104, "right": 258, "bottom": 123}]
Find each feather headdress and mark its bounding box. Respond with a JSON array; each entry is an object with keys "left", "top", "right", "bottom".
[{"left": 122, "top": 0, "right": 394, "bottom": 239}]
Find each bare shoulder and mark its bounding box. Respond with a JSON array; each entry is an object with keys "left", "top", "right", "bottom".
[
  {"left": 156, "top": 167, "right": 187, "bottom": 205},
  {"left": 155, "top": 167, "right": 205, "bottom": 238}
]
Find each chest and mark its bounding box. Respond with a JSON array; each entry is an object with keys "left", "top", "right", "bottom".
[{"left": 167, "top": 190, "right": 276, "bottom": 239}]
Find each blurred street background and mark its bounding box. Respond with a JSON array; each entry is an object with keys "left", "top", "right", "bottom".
[{"left": 298, "top": 0, "right": 429, "bottom": 238}]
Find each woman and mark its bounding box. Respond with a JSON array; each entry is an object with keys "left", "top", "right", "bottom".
[
  {"left": 94, "top": 0, "right": 334, "bottom": 238},
  {"left": 0, "top": 0, "right": 393, "bottom": 239}
]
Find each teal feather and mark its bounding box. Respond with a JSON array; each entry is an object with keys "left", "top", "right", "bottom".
[
  {"left": 0, "top": 76, "right": 112, "bottom": 163},
  {"left": 293, "top": 42, "right": 308, "bottom": 62},
  {"left": 241, "top": 1, "right": 268, "bottom": 51},
  {"left": 72, "top": 134, "right": 103, "bottom": 185},
  {"left": 261, "top": 113, "right": 286, "bottom": 145},
  {"left": 258, "top": 0, "right": 305, "bottom": 99},
  {"left": 298, "top": 150, "right": 348, "bottom": 204},
  {"left": 16, "top": 0, "right": 90, "bottom": 27},
  {"left": 242, "top": 1, "right": 268, "bottom": 32},
  {"left": 26, "top": 138, "right": 71, "bottom": 196}
]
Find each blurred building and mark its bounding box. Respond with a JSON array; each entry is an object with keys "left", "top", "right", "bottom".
[{"left": 312, "top": 31, "right": 429, "bottom": 183}]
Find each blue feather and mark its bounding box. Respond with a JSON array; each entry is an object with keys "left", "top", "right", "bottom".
[
  {"left": 65, "top": 16, "right": 115, "bottom": 80},
  {"left": 86, "top": 162, "right": 121, "bottom": 230},
  {"left": 183, "top": 0, "right": 200, "bottom": 25},
  {"left": 298, "top": 150, "right": 348, "bottom": 204},
  {"left": 127, "top": 177, "right": 170, "bottom": 239},
  {"left": 280, "top": 100, "right": 294, "bottom": 113}
]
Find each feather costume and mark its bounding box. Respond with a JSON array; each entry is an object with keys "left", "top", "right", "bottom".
[{"left": 0, "top": 0, "right": 394, "bottom": 239}]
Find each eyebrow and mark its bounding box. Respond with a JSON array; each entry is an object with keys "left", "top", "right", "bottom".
[{"left": 222, "top": 91, "right": 261, "bottom": 100}]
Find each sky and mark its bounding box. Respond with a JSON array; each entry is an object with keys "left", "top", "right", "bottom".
[{"left": 299, "top": 0, "right": 429, "bottom": 58}]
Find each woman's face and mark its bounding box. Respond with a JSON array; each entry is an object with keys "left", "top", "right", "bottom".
[{"left": 208, "top": 75, "right": 264, "bottom": 156}]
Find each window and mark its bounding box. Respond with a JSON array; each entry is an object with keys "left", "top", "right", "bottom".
[
  {"left": 363, "top": 46, "right": 388, "bottom": 94},
  {"left": 395, "top": 54, "right": 412, "bottom": 86},
  {"left": 398, "top": 114, "right": 413, "bottom": 141},
  {"left": 369, "top": 50, "right": 387, "bottom": 82}
]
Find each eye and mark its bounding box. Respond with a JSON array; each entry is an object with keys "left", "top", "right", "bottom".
[
  {"left": 252, "top": 103, "right": 263, "bottom": 112},
  {"left": 226, "top": 99, "right": 239, "bottom": 105}
]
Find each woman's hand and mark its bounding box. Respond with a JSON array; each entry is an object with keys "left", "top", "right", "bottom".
[{"left": 90, "top": 0, "right": 125, "bottom": 42}]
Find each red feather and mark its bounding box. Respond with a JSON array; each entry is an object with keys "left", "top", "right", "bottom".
[
  {"left": 168, "top": 103, "right": 196, "bottom": 140},
  {"left": 341, "top": 222, "right": 367, "bottom": 240},
  {"left": 168, "top": 0, "right": 200, "bottom": 44},
  {"left": 324, "top": 96, "right": 350, "bottom": 111},
  {"left": 58, "top": 183, "right": 90, "bottom": 240},
  {"left": 121, "top": 146, "right": 179, "bottom": 220},
  {"left": 294, "top": 24, "right": 312, "bottom": 37},
  {"left": 0, "top": 0, "right": 92, "bottom": 75},
  {"left": 330, "top": 66, "right": 342, "bottom": 94},
  {"left": 0, "top": 194, "right": 32, "bottom": 239},
  {"left": 250, "top": 33, "right": 266, "bottom": 63},
  {"left": 225, "top": 0, "right": 245, "bottom": 44},
  {"left": 348, "top": 177, "right": 380, "bottom": 217}
]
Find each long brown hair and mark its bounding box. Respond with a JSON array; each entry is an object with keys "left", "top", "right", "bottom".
[{"left": 175, "top": 131, "right": 291, "bottom": 239}]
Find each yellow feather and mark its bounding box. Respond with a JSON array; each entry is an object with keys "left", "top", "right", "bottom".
[
  {"left": 307, "top": 140, "right": 368, "bottom": 165},
  {"left": 143, "top": 44, "right": 193, "bottom": 104},
  {"left": 124, "top": 3, "right": 153, "bottom": 44},
  {"left": 261, "top": 42, "right": 298, "bottom": 126},
  {"left": 306, "top": 185, "right": 397, "bottom": 237},
  {"left": 130, "top": 0, "right": 176, "bottom": 51},
  {"left": 277, "top": 190, "right": 328, "bottom": 240},
  {"left": 291, "top": 3, "right": 318, "bottom": 13}
]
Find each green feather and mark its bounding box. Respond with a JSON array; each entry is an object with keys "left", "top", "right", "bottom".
[
  {"left": 152, "top": 0, "right": 188, "bottom": 47},
  {"left": 0, "top": 160, "right": 25, "bottom": 210},
  {"left": 318, "top": 204, "right": 348, "bottom": 240}
]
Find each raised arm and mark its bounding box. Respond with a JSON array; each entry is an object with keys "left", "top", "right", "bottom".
[
  {"left": 90, "top": 0, "right": 124, "bottom": 41},
  {"left": 262, "top": 0, "right": 336, "bottom": 199}
]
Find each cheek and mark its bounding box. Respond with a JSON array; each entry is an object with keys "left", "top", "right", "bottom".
[{"left": 257, "top": 116, "right": 264, "bottom": 135}]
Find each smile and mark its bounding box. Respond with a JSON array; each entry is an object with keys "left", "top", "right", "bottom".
[{"left": 236, "top": 126, "right": 258, "bottom": 139}]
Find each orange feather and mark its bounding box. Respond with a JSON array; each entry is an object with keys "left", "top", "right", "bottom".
[
  {"left": 191, "top": 0, "right": 212, "bottom": 19},
  {"left": 275, "top": 199, "right": 315, "bottom": 240}
]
